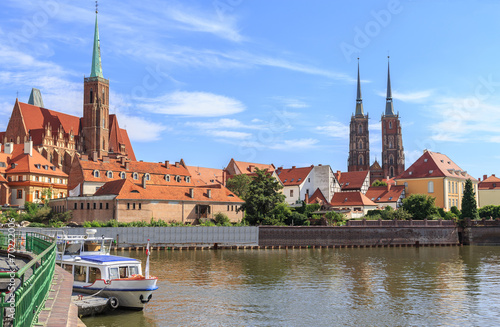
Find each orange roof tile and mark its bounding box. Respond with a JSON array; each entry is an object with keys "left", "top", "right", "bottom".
[
  {"left": 397, "top": 151, "right": 476, "bottom": 181},
  {"left": 275, "top": 166, "right": 312, "bottom": 186},
  {"left": 95, "top": 179, "right": 244, "bottom": 203},
  {"left": 478, "top": 175, "right": 500, "bottom": 190},
  {"left": 307, "top": 188, "right": 329, "bottom": 204},
  {"left": 365, "top": 185, "right": 405, "bottom": 203},
  {"left": 330, "top": 192, "right": 376, "bottom": 207},
  {"left": 186, "top": 166, "right": 224, "bottom": 186},
  {"left": 335, "top": 171, "right": 369, "bottom": 191},
  {"left": 6, "top": 144, "right": 67, "bottom": 177},
  {"left": 230, "top": 159, "right": 275, "bottom": 174}
]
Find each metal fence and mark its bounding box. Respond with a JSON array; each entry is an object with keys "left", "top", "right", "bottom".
[
  {"left": 346, "top": 219, "right": 456, "bottom": 227},
  {"left": 0, "top": 232, "right": 56, "bottom": 327}
]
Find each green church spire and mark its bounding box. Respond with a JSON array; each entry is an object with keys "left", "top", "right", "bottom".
[{"left": 90, "top": 9, "right": 103, "bottom": 78}]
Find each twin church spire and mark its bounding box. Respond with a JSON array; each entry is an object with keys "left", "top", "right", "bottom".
[{"left": 348, "top": 58, "right": 404, "bottom": 179}]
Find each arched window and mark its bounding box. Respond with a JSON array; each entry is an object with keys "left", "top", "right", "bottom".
[
  {"left": 358, "top": 140, "right": 363, "bottom": 149},
  {"left": 103, "top": 118, "right": 106, "bottom": 129},
  {"left": 133, "top": 172, "right": 138, "bottom": 180},
  {"left": 358, "top": 155, "right": 363, "bottom": 166},
  {"left": 49, "top": 153, "right": 53, "bottom": 163},
  {"left": 390, "top": 166, "right": 394, "bottom": 178},
  {"left": 93, "top": 170, "right": 100, "bottom": 178},
  {"left": 107, "top": 171, "right": 113, "bottom": 178},
  {"left": 145, "top": 173, "right": 150, "bottom": 181},
  {"left": 102, "top": 137, "right": 105, "bottom": 150},
  {"left": 358, "top": 124, "right": 362, "bottom": 134},
  {"left": 102, "top": 89, "right": 105, "bottom": 103},
  {"left": 428, "top": 181, "right": 434, "bottom": 193},
  {"left": 165, "top": 174, "right": 170, "bottom": 182},
  {"left": 389, "top": 121, "right": 392, "bottom": 129},
  {"left": 389, "top": 141, "right": 393, "bottom": 148},
  {"left": 90, "top": 88, "right": 93, "bottom": 103},
  {"left": 389, "top": 155, "right": 394, "bottom": 165},
  {"left": 120, "top": 172, "right": 126, "bottom": 179}
]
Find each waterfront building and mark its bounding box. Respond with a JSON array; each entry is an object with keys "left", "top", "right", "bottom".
[
  {"left": 477, "top": 174, "right": 500, "bottom": 207},
  {"left": 0, "top": 141, "right": 68, "bottom": 206},
  {"left": 329, "top": 192, "right": 377, "bottom": 219},
  {"left": 365, "top": 184, "right": 406, "bottom": 209},
  {"left": 395, "top": 150, "right": 478, "bottom": 210},
  {"left": 334, "top": 170, "right": 370, "bottom": 194},
  {"left": 0, "top": 11, "right": 135, "bottom": 175},
  {"left": 225, "top": 158, "right": 282, "bottom": 187},
  {"left": 276, "top": 165, "right": 341, "bottom": 206}
]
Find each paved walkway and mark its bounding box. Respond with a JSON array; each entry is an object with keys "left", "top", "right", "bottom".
[{"left": 37, "top": 265, "right": 85, "bottom": 327}]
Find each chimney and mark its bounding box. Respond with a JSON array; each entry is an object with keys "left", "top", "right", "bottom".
[
  {"left": 304, "top": 192, "right": 309, "bottom": 204},
  {"left": 125, "top": 162, "right": 130, "bottom": 170},
  {"left": 4, "top": 142, "right": 13, "bottom": 155},
  {"left": 292, "top": 166, "right": 296, "bottom": 169},
  {"left": 336, "top": 170, "right": 341, "bottom": 179},
  {"left": 484, "top": 174, "right": 488, "bottom": 180},
  {"left": 318, "top": 164, "right": 322, "bottom": 166},
  {"left": 493, "top": 174, "right": 496, "bottom": 177},
  {"left": 387, "top": 183, "right": 391, "bottom": 191},
  {"left": 120, "top": 157, "right": 126, "bottom": 165},
  {"left": 92, "top": 151, "right": 98, "bottom": 162},
  {"left": 478, "top": 178, "right": 481, "bottom": 182},
  {"left": 175, "top": 162, "right": 180, "bottom": 168},
  {"left": 103, "top": 156, "right": 109, "bottom": 163},
  {"left": 189, "top": 188, "right": 194, "bottom": 198},
  {"left": 24, "top": 140, "right": 33, "bottom": 156},
  {"left": 207, "top": 189, "right": 212, "bottom": 198},
  {"left": 142, "top": 175, "right": 147, "bottom": 189},
  {"left": 249, "top": 165, "right": 254, "bottom": 172},
  {"left": 165, "top": 160, "right": 170, "bottom": 169}
]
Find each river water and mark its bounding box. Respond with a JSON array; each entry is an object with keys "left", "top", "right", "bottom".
[{"left": 82, "top": 246, "right": 500, "bottom": 327}]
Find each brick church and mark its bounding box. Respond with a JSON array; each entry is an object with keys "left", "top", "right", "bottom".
[
  {"left": 0, "top": 10, "right": 135, "bottom": 175},
  {"left": 347, "top": 58, "right": 405, "bottom": 183}
]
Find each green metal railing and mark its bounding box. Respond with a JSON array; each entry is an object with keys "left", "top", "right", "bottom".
[{"left": 0, "top": 232, "right": 56, "bottom": 327}]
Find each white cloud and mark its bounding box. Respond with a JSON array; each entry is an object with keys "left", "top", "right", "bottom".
[
  {"left": 116, "top": 113, "right": 167, "bottom": 142},
  {"left": 271, "top": 138, "right": 319, "bottom": 150},
  {"left": 377, "top": 89, "right": 433, "bottom": 103},
  {"left": 273, "top": 96, "right": 309, "bottom": 109},
  {"left": 187, "top": 118, "right": 264, "bottom": 130},
  {"left": 315, "top": 122, "right": 349, "bottom": 138},
  {"left": 212, "top": 130, "right": 251, "bottom": 139},
  {"left": 138, "top": 91, "right": 245, "bottom": 117}
]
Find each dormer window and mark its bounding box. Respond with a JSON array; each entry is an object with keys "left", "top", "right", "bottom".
[
  {"left": 35, "top": 164, "right": 41, "bottom": 169},
  {"left": 145, "top": 173, "right": 150, "bottom": 181},
  {"left": 175, "top": 175, "right": 181, "bottom": 182},
  {"left": 377, "top": 197, "right": 381, "bottom": 201},
  {"left": 165, "top": 174, "right": 170, "bottom": 182},
  {"left": 388, "top": 197, "right": 393, "bottom": 201},
  {"left": 424, "top": 159, "right": 428, "bottom": 162},
  {"left": 185, "top": 176, "right": 191, "bottom": 183},
  {"left": 93, "top": 170, "right": 100, "bottom": 178},
  {"left": 284, "top": 179, "right": 287, "bottom": 183},
  {"left": 107, "top": 171, "right": 113, "bottom": 178},
  {"left": 11, "top": 163, "right": 16, "bottom": 169},
  {"left": 120, "top": 172, "right": 126, "bottom": 179},
  {"left": 290, "top": 179, "right": 294, "bottom": 182},
  {"left": 133, "top": 172, "right": 138, "bottom": 180},
  {"left": 409, "top": 172, "right": 413, "bottom": 175},
  {"left": 43, "top": 165, "right": 48, "bottom": 170},
  {"left": 429, "top": 170, "right": 433, "bottom": 174}
]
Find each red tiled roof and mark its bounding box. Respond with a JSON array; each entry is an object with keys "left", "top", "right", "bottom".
[
  {"left": 397, "top": 151, "right": 476, "bottom": 181},
  {"left": 79, "top": 157, "right": 193, "bottom": 186},
  {"left": 478, "top": 175, "right": 500, "bottom": 190},
  {"left": 186, "top": 166, "right": 224, "bottom": 186},
  {"left": 231, "top": 159, "right": 275, "bottom": 174},
  {"left": 119, "top": 129, "right": 136, "bottom": 161},
  {"left": 335, "top": 171, "right": 369, "bottom": 191},
  {"left": 107, "top": 114, "right": 136, "bottom": 161},
  {"left": 330, "top": 192, "right": 376, "bottom": 207},
  {"left": 0, "top": 174, "right": 7, "bottom": 183},
  {"left": 365, "top": 185, "right": 405, "bottom": 203},
  {"left": 275, "top": 166, "right": 312, "bottom": 186},
  {"left": 307, "top": 188, "right": 329, "bottom": 204},
  {"left": 95, "top": 179, "right": 244, "bottom": 203},
  {"left": 6, "top": 144, "right": 67, "bottom": 177}
]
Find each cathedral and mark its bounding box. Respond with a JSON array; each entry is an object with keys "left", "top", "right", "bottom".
[
  {"left": 0, "top": 10, "right": 135, "bottom": 174},
  {"left": 347, "top": 59, "right": 405, "bottom": 183}
]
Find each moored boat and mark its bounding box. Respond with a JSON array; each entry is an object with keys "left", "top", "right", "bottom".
[{"left": 54, "top": 229, "right": 157, "bottom": 309}]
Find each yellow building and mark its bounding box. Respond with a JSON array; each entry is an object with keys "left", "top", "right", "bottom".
[
  {"left": 395, "top": 150, "right": 478, "bottom": 210},
  {"left": 478, "top": 174, "right": 500, "bottom": 207}
]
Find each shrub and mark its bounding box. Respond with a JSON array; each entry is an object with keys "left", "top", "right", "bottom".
[
  {"left": 392, "top": 208, "right": 412, "bottom": 220},
  {"left": 324, "top": 211, "right": 346, "bottom": 226},
  {"left": 214, "top": 213, "right": 230, "bottom": 226}
]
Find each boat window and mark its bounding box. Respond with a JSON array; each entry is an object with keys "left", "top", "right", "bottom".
[
  {"left": 102, "top": 240, "right": 112, "bottom": 254},
  {"left": 74, "top": 265, "right": 87, "bottom": 282},
  {"left": 88, "top": 267, "right": 102, "bottom": 283},
  {"left": 84, "top": 241, "right": 101, "bottom": 252},
  {"left": 119, "top": 266, "right": 128, "bottom": 278},
  {"left": 129, "top": 266, "right": 139, "bottom": 276},
  {"left": 62, "top": 264, "right": 73, "bottom": 274},
  {"left": 65, "top": 243, "right": 81, "bottom": 255},
  {"left": 109, "top": 267, "right": 119, "bottom": 280}
]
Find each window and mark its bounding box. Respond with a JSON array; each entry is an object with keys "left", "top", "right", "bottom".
[
  {"left": 145, "top": 173, "right": 150, "bottom": 181},
  {"left": 175, "top": 175, "right": 181, "bottom": 182},
  {"left": 358, "top": 140, "right": 363, "bottom": 149},
  {"left": 93, "top": 170, "right": 100, "bottom": 178},
  {"left": 107, "top": 171, "right": 113, "bottom": 178},
  {"left": 62, "top": 264, "right": 73, "bottom": 275},
  {"left": 74, "top": 265, "right": 87, "bottom": 282},
  {"left": 100, "top": 203, "right": 103, "bottom": 210},
  {"left": 388, "top": 197, "right": 393, "bottom": 201},
  {"left": 389, "top": 156, "right": 394, "bottom": 165},
  {"left": 165, "top": 175, "right": 170, "bottom": 182},
  {"left": 74, "top": 203, "right": 77, "bottom": 210},
  {"left": 102, "top": 89, "right": 105, "bottom": 103},
  {"left": 291, "top": 179, "right": 294, "bottom": 182},
  {"left": 87, "top": 203, "right": 90, "bottom": 210},
  {"left": 185, "top": 176, "right": 190, "bottom": 183},
  {"left": 358, "top": 124, "right": 362, "bottom": 133},
  {"left": 17, "top": 190, "right": 22, "bottom": 199},
  {"left": 389, "top": 121, "right": 392, "bottom": 129},
  {"left": 93, "top": 203, "right": 96, "bottom": 209},
  {"left": 127, "top": 203, "right": 130, "bottom": 210},
  {"left": 81, "top": 203, "right": 84, "bottom": 210},
  {"left": 359, "top": 155, "right": 363, "bottom": 166},
  {"left": 290, "top": 190, "right": 294, "bottom": 197},
  {"left": 133, "top": 173, "right": 138, "bottom": 180},
  {"left": 109, "top": 267, "right": 119, "bottom": 280},
  {"left": 428, "top": 181, "right": 434, "bottom": 193},
  {"left": 88, "top": 267, "right": 101, "bottom": 283},
  {"left": 139, "top": 203, "right": 141, "bottom": 210},
  {"left": 48, "top": 177, "right": 52, "bottom": 183},
  {"left": 120, "top": 172, "right": 126, "bottom": 179},
  {"left": 34, "top": 190, "right": 40, "bottom": 199},
  {"left": 90, "top": 88, "right": 93, "bottom": 103},
  {"left": 133, "top": 203, "right": 136, "bottom": 210},
  {"left": 429, "top": 170, "right": 433, "bottom": 174},
  {"left": 106, "top": 203, "right": 109, "bottom": 210},
  {"left": 227, "top": 205, "right": 230, "bottom": 211}
]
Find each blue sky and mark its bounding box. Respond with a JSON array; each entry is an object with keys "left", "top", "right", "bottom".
[{"left": 0, "top": 0, "right": 499, "bottom": 179}]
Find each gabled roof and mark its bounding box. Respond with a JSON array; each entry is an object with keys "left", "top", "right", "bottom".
[
  {"left": 335, "top": 170, "right": 369, "bottom": 191},
  {"left": 478, "top": 175, "right": 500, "bottom": 190},
  {"left": 307, "top": 188, "right": 329, "bottom": 204},
  {"left": 186, "top": 166, "right": 224, "bottom": 186},
  {"left": 330, "top": 192, "right": 376, "bottom": 207},
  {"left": 79, "top": 157, "right": 193, "bottom": 186},
  {"left": 4, "top": 144, "right": 67, "bottom": 177},
  {"left": 108, "top": 114, "right": 136, "bottom": 161},
  {"left": 365, "top": 185, "right": 405, "bottom": 203},
  {"left": 397, "top": 150, "right": 476, "bottom": 181},
  {"left": 228, "top": 158, "right": 275, "bottom": 175},
  {"left": 95, "top": 179, "right": 244, "bottom": 203},
  {"left": 275, "top": 166, "right": 313, "bottom": 186}
]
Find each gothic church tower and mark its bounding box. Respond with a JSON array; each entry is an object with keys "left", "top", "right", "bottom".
[
  {"left": 381, "top": 58, "right": 405, "bottom": 178},
  {"left": 83, "top": 8, "right": 109, "bottom": 158},
  {"left": 348, "top": 60, "right": 370, "bottom": 172}
]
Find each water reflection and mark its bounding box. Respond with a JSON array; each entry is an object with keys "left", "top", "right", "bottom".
[{"left": 83, "top": 246, "right": 500, "bottom": 327}]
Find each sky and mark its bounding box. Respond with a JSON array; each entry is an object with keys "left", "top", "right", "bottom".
[{"left": 0, "top": 0, "right": 499, "bottom": 179}]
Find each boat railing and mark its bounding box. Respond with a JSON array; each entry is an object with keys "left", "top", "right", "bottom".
[{"left": 0, "top": 231, "right": 57, "bottom": 327}]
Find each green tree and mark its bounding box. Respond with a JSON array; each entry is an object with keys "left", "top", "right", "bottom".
[
  {"left": 461, "top": 179, "right": 479, "bottom": 220},
  {"left": 450, "top": 206, "right": 461, "bottom": 217},
  {"left": 402, "top": 194, "right": 439, "bottom": 220},
  {"left": 372, "top": 180, "right": 388, "bottom": 187},
  {"left": 226, "top": 174, "right": 252, "bottom": 199},
  {"left": 241, "top": 168, "right": 285, "bottom": 225},
  {"left": 324, "top": 211, "right": 346, "bottom": 226},
  {"left": 478, "top": 205, "right": 500, "bottom": 219},
  {"left": 214, "top": 212, "right": 231, "bottom": 225},
  {"left": 392, "top": 207, "right": 412, "bottom": 220}
]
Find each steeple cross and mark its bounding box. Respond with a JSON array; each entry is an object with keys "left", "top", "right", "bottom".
[{"left": 95, "top": 1, "right": 98, "bottom": 14}]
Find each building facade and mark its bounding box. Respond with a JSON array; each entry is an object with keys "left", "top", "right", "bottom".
[{"left": 477, "top": 174, "right": 500, "bottom": 207}]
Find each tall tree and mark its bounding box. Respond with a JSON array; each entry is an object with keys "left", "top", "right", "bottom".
[
  {"left": 241, "top": 168, "right": 285, "bottom": 225},
  {"left": 402, "top": 194, "right": 439, "bottom": 220},
  {"left": 461, "top": 179, "right": 479, "bottom": 220},
  {"left": 226, "top": 174, "right": 252, "bottom": 199}
]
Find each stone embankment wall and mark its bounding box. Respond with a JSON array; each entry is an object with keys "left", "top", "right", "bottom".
[{"left": 464, "top": 219, "right": 500, "bottom": 245}]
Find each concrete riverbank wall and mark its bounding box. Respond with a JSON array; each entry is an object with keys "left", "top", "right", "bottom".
[{"left": 464, "top": 219, "right": 500, "bottom": 245}]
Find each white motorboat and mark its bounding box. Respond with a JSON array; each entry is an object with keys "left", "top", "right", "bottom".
[{"left": 54, "top": 229, "right": 158, "bottom": 309}]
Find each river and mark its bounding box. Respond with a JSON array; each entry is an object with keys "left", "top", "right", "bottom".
[{"left": 82, "top": 246, "right": 500, "bottom": 327}]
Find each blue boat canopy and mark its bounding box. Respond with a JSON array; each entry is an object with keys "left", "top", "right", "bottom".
[{"left": 80, "top": 255, "right": 138, "bottom": 264}]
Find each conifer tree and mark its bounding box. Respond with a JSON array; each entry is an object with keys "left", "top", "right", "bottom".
[{"left": 461, "top": 179, "right": 479, "bottom": 220}]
